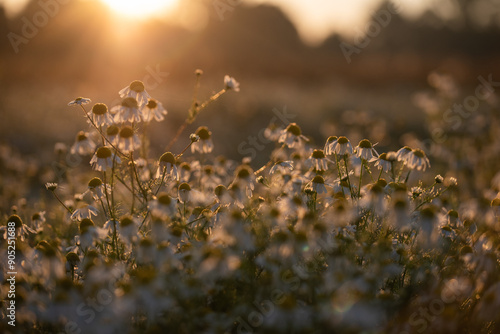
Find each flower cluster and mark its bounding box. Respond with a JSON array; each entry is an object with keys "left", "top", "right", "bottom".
[{"left": 1, "top": 73, "right": 499, "bottom": 334}]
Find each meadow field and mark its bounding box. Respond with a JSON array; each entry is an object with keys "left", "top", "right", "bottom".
[{"left": 1, "top": 0, "right": 500, "bottom": 333}]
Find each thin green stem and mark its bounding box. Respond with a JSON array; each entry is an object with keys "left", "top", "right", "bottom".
[{"left": 51, "top": 191, "right": 73, "bottom": 214}]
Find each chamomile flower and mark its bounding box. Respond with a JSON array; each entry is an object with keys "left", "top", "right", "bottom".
[
  {"left": 111, "top": 97, "right": 142, "bottom": 123},
  {"left": 86, "top": 177, "right": 108, "bottom": 200},
  {"left": 178, "top": 183, "right": 191, "bottom": 204},
  {"left": 70, "top": 131, "right": 96, "bottom": 155},
  {"left": 407, "top": 149, "right": 430, "bottom": 171},
  {"left": 224, "top": 75, "right": 240, "bottom": 92},
  {"left": 233, "top": 164, "right": 256, "bottom": 195},
  {"left": 90, "top": 146, "right": 120, "bottom": 171},
  {"left": 141, "top": 99, "right": 167, "bottom": 122},
  {"left": 156, "top": 152, "right": 178, "bottom": 180},
  {"left": 331, "top": 136, "right": 353, "bottom": 156},
  {"left": 68, "top": 97, "right": 91, "bottom": 106},
  {"left": 150, "top": 192, "right": 177, "bottom": 219},
  {"left": 70, "top": 204, "right": 98, "bottom": 221},
  {"left": 119, "top": 80, "right": 151, "bottom": 108},
  {"left": 79, "top": 218, "right": 103, "bottom": 249},
  {"left": 118, "top": 215, "right": 139, "bottom": 245},
  {"left": 309, "top": 175, "right": 328, "bottom": 194},
  {"left": 106, "top": 125, "right": 120, "bottom": 145},
  {"left": 191, "top": 126, "right": 214, "bottom": 154},
  {"left": 355, "top": 139, "right": 378, "bottom": 162},
  {"left": 307, "top": 149, "right": 331, "bottom": 171},
  {"left": 374, "top": 152, "right": 393, "bottom": 172},
  {"left": 324, "top": 136, "right": 338, "bottom": 156},
  {"left": 278, "top": 123, "right": 308, "bottom": 148},
  {"left": 31, "top": 211, "right": 46, "bottom": 232},
  {"left": 118, "top": 126, "right": 141, "bottom": 153},
  {"left": 270, "top": 161, "right": 294, "bottom": 175},
  {"left": 396, "top": 146, "right": 412, "bottom": 164},
  {"left": 90, "top": 103, "right": 113, "bottom": 126}
]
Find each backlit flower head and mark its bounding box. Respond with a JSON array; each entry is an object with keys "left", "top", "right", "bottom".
[
  {"left": 307, "top": 149, "right": 331, "bottom": 171},
  {"left": 156, "top": 152, "right": 178, "bottom": 180},
  {"left": 374, "top": 152, "right": 392, "bottom": 172},
  {"left": 106, "top": 125, "right": 120, "bottom": 145},
  {"left": 278, "top": 123, "right": 308, "bottom": 148},
  {"left": 87, "top": 177, "right": 107, "bottom": 200},
  {"left": 191, "top": 126, "right": 214, "bottom": 154},
  {"left": 324, "top": 136, "right": 338, "bottom": 156},
  {"left": 355, "top": 139, "right": 378, "bottom": 162},
  {"left": 396, "top": 146, "right": 412, "bottom": 164},
  {"left": 269, "top": 160, "right": 294, "bottom": 175},
  {"left": 90, "top": 103, "right": 113, "bottom": 126},
  {"left": 407, "top": 149, "right": 430, "bottom": 171},
  {"left": 150, "top": 192, "right": 177, "bottom": 219},
  {"left": 70, "top": 131, "right": 96, "bottom": 155},
  {"left": 309, "top": 175, "right": 328, "bottom": 194},
  {"left": 111, "top": 97, "right": 142, "bottom": 123},
  {"left": 224, "top": 75, "right": 240, "bottom": 92},
  {"left": 90, "top": 146, "right": 120, "bottom": 171},
  {"left": 141, "top": 99, "right": 167, "bottom": 122},
  {"left": 118, "top": 126, "right": 141, "bottom": 153},
  {"left": 31, "top": 211, "right": 46, "bottom": 232},
  {"left": 68, "top": 97, "right": 91, "bottom": 106},
  {"left": 70, "top": 204, "right": 98, "bottom": 221},
  {"left": 178, "top": 182, "right": 191, "bottom": 204},
  {"left": 119, "top": 80, "right": 150, "bottom": 108},
  {"left": 331, "top": 136, "right": 353, "bottom": 156}
]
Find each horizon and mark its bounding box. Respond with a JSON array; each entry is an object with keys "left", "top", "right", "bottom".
[{"left": 0, "top": 0, "right": 442, "bottom": 45}]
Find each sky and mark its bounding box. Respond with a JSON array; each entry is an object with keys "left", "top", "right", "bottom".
[{"left": 0, "top": 0, "right": 435, "bottom": 45}]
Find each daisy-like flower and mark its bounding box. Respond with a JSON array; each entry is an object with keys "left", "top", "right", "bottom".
[
  {"left": 224, "top": 75, "right": 240, "bottom": 92},
  {"left": 86, "top": 177, "right": 108, "bottom": 200},
  {"left": 111, "top": 97, "right": 142, "bottom": 123},
  {"left": 68, "top": 97, "right": 91, "bottom": 106},
  {"left": 89, "top": 103, "right": 113, "bottom": 126},
  {"left": 396, "top": 146, "right": 413, "bottom": 164},
  {"left": 330, "top": 136, "right": 353, "bottom": 156},
  {"left": 309, "top": 175, "right": 328, "bottom": 194},
  {"left": 70, "top": 204, "right": 98, "bottom": 221},
  {"left": 119, "top": 80, "right": 150, "bottom": 107},
  {"left": 118, "top": 215, "right": 139, "bottom": 245},
  {"left": 307, "top": 149, "right": 331, "bottom": 171},
  {"left": 407, "top": 148, "right": 430, "bottom": 171},
  {"left": 324, "top": 136, "right": 338, "bottom": 156},
  {"left": 3, "top": 215, "right": 35, "bottom": 241},
  {"left": 178, "top": 183, "right": 191, "bottom": 204},
  {"left": 141, "top": 99, "right": 167, "bottom": 122},
  {"left": 374, "top": 152, "right": 394, "bottom": 172},
  {"left": 106, "top": 125, "right": 119, "bottom": 145},
  {"left": 264, "top": 123, "right": 284, "bottom": 142},
  {"left": 156, "top": 152, "right": 178, "bottom": 180},
  {"left": 90, "top": 146, "right": 120, "bottom": 171},
  {"left": 70, "top": 131, "right": 96, "bottom": 155},
  {"left": 355, "top": 139, "right": 378, "bottom": 162},
  {"left": 233, "top": 164, "right": 256, "bottom": 196},
  {"left": 31, "top": 211, "right": 46, "bottom": 232},
  {"left": 45, "top": 182, "right": 58, "bottom": 191},
  {"left": 79, "top": 218, "right": 103, "bottom": 249},
  {"left": 191, "top": 126, "right": 214, "bottom": 154},
  {"left": 118, "top": 126, "right": 141, "bottom": 153},
  {"left": 214, "top": 184, "right": 232, "bottom": 207},
  {"left": 278, "top": 123, "right": 308, "bottom": 148},
  {"left": 269, "top": 161, "right": 294, "bottom": 174},
  {"left": 150, "top": 192, "right": 177, "bottom": 219}
]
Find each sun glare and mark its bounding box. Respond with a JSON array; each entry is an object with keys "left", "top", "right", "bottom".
[{"left": 100, "top": 0, "right": 178, "bottom": 19}]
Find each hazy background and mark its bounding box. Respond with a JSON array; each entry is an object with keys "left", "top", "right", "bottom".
[{"left": 1, "top": 0, "right": 500, "bottom": 162}]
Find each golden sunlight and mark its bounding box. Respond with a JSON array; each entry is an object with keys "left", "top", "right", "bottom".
[{"left": 99, "top": 0, "right": 178, "bottom": 19}]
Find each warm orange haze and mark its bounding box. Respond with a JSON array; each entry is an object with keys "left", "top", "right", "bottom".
[{"left": 1, "top": 0, "right": 500, "bottom": 333}]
